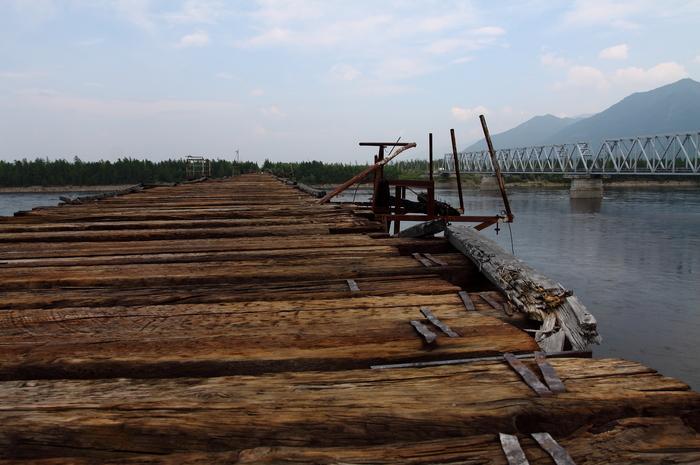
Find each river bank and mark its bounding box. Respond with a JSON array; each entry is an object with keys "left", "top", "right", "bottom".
[
  {"left": 0, "top": 184, "right": 134, "bottom": 193},
  {"left": 313, "top": 177, "right": 700, "bottom": 190}
]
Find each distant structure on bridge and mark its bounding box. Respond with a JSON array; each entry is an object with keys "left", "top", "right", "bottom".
[
  {"left": 442, "top": 131, "right": 700, "bottom": 176},
  {"left": 185, "top": 156, "right": 212, "bottom": 179}
]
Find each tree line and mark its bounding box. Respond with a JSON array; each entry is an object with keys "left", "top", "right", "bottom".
[
  {"left": 261, "top": 159, "right": 439, "bottom": 184},
  {"left": 0, "top": 158, "right": 258, "bottom": 187},
  {"left": 0, "top": 157, "right": 447, "bottom": 187}
]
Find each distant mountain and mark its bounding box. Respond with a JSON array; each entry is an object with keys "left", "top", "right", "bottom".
[
  {"left": 465, "top": 78, "right": 700, "bottom": 152},
  {"left": 544, "top": 78, "right": 700, "bottom": 148},
  {"left": 465, "top": 114, "right": 581, "bottom": 151}
]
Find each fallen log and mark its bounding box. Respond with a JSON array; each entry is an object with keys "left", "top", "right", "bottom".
[{"left": 446, "top": 225, "right": 600, "bottom": 352}]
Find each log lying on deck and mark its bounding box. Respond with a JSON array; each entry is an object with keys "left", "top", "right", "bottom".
[
  {"left": 0, "top": 294, "right": 538, "bottom": 380},
  {"left": 0, "top": 416, "right": 697, "bottom": 464},
  {"left": 446, "top": 225, "right": 600, "bottom": 352},
  {"left": 0, "top": 358, "right": 696, "bottom": 460}
]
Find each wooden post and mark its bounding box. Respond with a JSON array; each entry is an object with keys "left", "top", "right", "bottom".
[
  {"left": 450, "top": 129, "right": 465, "bottom": 213},
  {"left": 428, "top": 133, "right": 433, "bottom": 182},
  {"left": 479, "top": 114, "right": 514, "bottom": 222}
]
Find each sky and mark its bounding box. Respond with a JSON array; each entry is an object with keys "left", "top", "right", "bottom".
[{"left": 1, "top": 0, "right": 699, "bottom": 163}]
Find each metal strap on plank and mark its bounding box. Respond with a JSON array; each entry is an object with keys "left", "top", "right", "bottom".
[
  {"left": 409, "top": 320, "right": 437, "bottom": 344},
  {"left": 479, "top": 292, "right": 503, "bottom": 310},
  {"left": 531, "top": 433, "right": 576, "bottom": 465},
  {"left": 534, "top": 352, "right": 566, "bottom": 393},
  {"left": 503, "top": 353, "right": 552, "bottom": 397},
  {"left": 499, "top": 433, "right": 530, "bottom": 465},
  {"left": 420, "top": 306, "right": 459, "bottom": 337},
  {"left": 458, "top": 290, "right": 476, "bottom": 311},
  {"left": 423, "top": 253, "right": 447, "bottom": 266},
  {"left": 346, "top": 279, "right": 360, "bottom": 292},
  {"left": 411, "top": 252, "right": 434, "bottom": 268}
]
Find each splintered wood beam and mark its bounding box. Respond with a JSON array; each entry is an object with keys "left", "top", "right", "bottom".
[{"left": 446, "top": 225, "right": 600, "bottom": 352}]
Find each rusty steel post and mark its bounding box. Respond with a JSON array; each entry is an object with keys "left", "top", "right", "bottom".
[
  {"left": 429, "top": 133, "right": 434, "bottom": 182},
  {"left": 450, "top": 129, "right": 465, "bottom": 213},
  {"left": 479, "top": 114, "right": 514, "bottom": 222}
]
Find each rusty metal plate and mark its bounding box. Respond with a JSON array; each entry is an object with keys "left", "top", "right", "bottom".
[
  {"left": 499, "top": 433, "right": 530, "bottom": 465},
  {"left": 503, "top": 353, "right": 552, "bottom": 397},
  {"left": 409, "top": 320, "right": 437, "bottom": 344},
  {"left": 534, "top": 352, "right": 567, "bottom": 394},
  {"left": 531, "top": 432, "right": 576, "bottom": 465},
  {"left": 420, "top": 306, "right": 459, "bottom": 337}
]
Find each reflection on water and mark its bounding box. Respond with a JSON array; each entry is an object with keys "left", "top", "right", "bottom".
[
  {"left": 569, "top": 197, "right": 602, "bottom": 214},
  {"left": 339, "top": 185, "right": 700, "bottom": 390}
]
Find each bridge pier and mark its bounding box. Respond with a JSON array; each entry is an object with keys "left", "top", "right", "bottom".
[
  {"left": 480, "top": 175, "right": 500, "bottom": 191},
  {"left": 569, "top": 176, "right": 603, "bottom": 199}
]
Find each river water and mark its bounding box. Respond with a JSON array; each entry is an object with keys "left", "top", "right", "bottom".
[{"left": 1, "top": 187, "right": 699, "bottom": 389}]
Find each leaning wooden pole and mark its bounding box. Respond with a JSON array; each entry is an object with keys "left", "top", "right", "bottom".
[
  {"left": 450, "top": 129, "right": 465, "bottom": 213},
  {"left": 479, "top": 114, "right": 514, "bottom": 222},
  {"left": 318, "top": 143, "right": 416, "bottom": 204}
]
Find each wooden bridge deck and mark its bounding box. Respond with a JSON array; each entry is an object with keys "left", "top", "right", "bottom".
[{"left": 0, "top": 173, "right": 697, "bottom": 464}]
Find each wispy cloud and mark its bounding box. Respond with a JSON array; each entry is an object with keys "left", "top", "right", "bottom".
[
  {"left": 599, "top": 44, "right": 629, "bottom": 60},
  {"left": 177, "top": 31, "right": 210, "bottom": 47},
  {"left": 554, "top": 61, "right": 687, "bottom": 92},
  {"left": 452, "top": 105, "right": 488, "bottom": 121},
  {"left": 328, "top": 64, "right": 361, "bottom": 81}
]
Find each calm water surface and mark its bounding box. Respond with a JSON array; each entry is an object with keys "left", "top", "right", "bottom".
[
  {"left": 1, "top": 188, "right": 699, "bottom": 389},
  {"left": 339, "top": 185, "right": 700, "bottom": 389}
]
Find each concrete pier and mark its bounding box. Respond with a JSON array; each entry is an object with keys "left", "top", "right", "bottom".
[{"left": 570, "top": 177, "right": 603, "bottom": 199}]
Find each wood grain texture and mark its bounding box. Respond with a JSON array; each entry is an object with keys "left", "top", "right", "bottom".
[{"left": 1, "top": 173, "right": 697, "bottom": 463}]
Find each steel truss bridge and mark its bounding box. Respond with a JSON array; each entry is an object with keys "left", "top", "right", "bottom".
[{"left": 442, "top": 132, "right": 700, "bottom": 176}]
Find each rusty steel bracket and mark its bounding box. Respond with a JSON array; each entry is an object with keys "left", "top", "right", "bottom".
[
  {"left": 420, "top": 307, "right": 459, "bottom": 337},
  {"left": 531, "top": 433, "right": 576, "bottom": 465},
  {"left": 346, "top": 279, "right": 360, "bottom": 292},
  {"left": 503, "top": 353, "right": 553, "bottom": 397},
  {"left": 499, "top": 433, "right": 530, "bottom": 465},
  {"left": 535, "top": 352, "right": 567, "bottom": 393},
  {"left": 409, "top": 320, "right": 437, "bottom": 344},
  {"left": 458, "top": 291, "right": 476, "bottom": 311}
]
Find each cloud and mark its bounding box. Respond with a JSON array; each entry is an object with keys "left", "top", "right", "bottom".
[
  {"left": 451, "top": 56, "right": 474, "bottom": 64},
  {"left": 250, "top": 88, "right": 265, "bottom": 97},
  {"left": 554, "top": 61, "right": 687, "bottom": 93},
  {"left": 260, "top": 105, "right": 285, "bottom": 117},
  {"left": 164, "top": 0, "right": 226, "bottom": 24},
  {"left": 599, "top": 44, "right": 628, "bottom": 60},
  {"left": 562, "top": 0, "right": 642, "bottom": 29},
  {"left": 556, "top": 65, "right": 609, "bottom": 90},
  {"left": 215, "top": 72, "right": 234, "bottom": 80},
  {"left": 177, "top": 31, "right": 210, "bottom": 47},
  {"left": 452, "top": 105, "right": 488, "bottom": 121},
  {"left": 611, "top": 62, "right": 688, "bottom": 87},
  {"left": 328, "top": 64, "right": 361, "bottom": 81},
  {"left": 0, "top": 71, "right": 44, "bottom": 79},
  {"left": 111, "top": 0, "right": 156, "bottom": 32},
  {"left": 694, "top": 55, "right": 700, "bottom": 64},
  {"left": 540, "top": 52, "right": 571, "bottom": 68}
]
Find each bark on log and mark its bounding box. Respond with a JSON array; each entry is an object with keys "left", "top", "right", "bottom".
[{"left": 446, "top": 225, "right": 600, "bottom": 352}]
